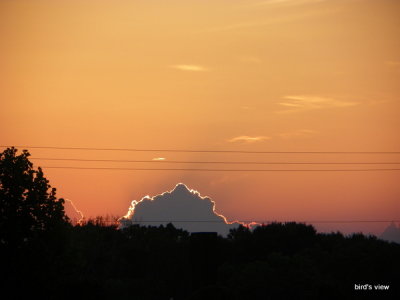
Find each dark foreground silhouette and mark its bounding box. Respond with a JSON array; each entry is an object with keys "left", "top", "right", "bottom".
[
  {"left": 1, "top": 221, "right": 399, "bottom": 300},
  {"left": 1, "top": 148, "right": 399, "bottom": 299}
]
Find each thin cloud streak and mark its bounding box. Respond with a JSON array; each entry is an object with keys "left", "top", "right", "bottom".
[
  {"left": 276, "top": 95, "right": 359, "bottom": 113},
  {"left": 204, "top": 10, "right": 337, "bottom": 33},
  {"left": 171, "top": 65, "right": 208, "bottom": 72},
  {"left": 385, "top": 61, "right": 400, "bottom": 67},
  {"left": 278, "top": 129, "right": 318, "bottom": 139},
  {"left": 385, "top": 61, "right": 400, "bottom": 71},
  {"left": 239, "top": 56, "right": 263, "bottom": 64},
  {"left": 228, "top": 135, "right": 271, "bottom": 143},
  {"left": 251, "top": 0, "right": 326, "bottom": 7}
]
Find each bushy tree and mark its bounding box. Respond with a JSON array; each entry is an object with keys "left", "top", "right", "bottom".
[{"left": 0, "top": 147, "right": 69, "bottom": 247}]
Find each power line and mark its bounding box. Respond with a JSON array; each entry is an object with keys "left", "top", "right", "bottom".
[
  {"left": 2, "top": 145, "right": 400, "bottom": 154},
  {"left": 30, "top": 157, "right": 400, "bottom": 165},
  {"left": 40, "top": 166, "right": 400, "bottom": 172}
]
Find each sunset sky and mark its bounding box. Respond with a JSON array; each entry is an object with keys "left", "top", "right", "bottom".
[{"left": 1, "top": 0, "right": 399, "bottom": 234}]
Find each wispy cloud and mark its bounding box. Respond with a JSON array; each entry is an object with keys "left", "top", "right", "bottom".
[
  {"left": 252, "top": 0, "right": 326, "bottom": 7},
  {"left": 228, "top": 135, "right": 271, "bottom": 143},
  {"left": 239, "top": 56, "right": 263, "bottom": 64},
  {"left": 278, "top": 129, "right": 318, "bottom": 139},
  {"left": 171, "top": 65, "right": 207, "bottom": 72},
  {"left": 276, "top": 95, "right": 359, "bottom": 113},
  {"left": 385, "top": 61, "right": 400, "bottom": 71},
  {"left": 385, "top": 61, "right": 400, "bottom": 67},
  {"left": 152, "top": 157, "right": 166, "bottom": 161},
  {"left": 204, "top": 9, "right": 336, "bottom": 33}
]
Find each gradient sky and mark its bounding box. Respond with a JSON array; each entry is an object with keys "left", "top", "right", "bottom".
[{"left": 1, "top": 0, "right": 399, "bottom": 234}]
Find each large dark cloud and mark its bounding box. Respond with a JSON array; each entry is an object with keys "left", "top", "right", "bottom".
[{"left": 120, "top": 183, "right": 240, "bottom": 236}]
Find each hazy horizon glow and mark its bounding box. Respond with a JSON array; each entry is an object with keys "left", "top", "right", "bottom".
[{"left": 1, "top": 0, "right": 399, "bottom": 235}]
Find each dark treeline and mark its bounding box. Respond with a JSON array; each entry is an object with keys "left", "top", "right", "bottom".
[
  {"left": 1, "top": 221, "right": 399, "bottom": 300},
  {"left": 1, "top": 148, "right": 399, "bottom": 299}
]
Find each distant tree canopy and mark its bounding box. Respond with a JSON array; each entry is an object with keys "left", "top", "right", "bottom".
[{"left": 0, "top": 147, "right": 69, "bottom": 247}]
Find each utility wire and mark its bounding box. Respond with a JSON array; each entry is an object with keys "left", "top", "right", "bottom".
[
  {"left": 2, "top": 145, "right": 400, "bottom": 154},
  {"left": 30, "top": 158, "right": 400, "bottom": 165},
  {"left": 40, "top": 166, "right": 400, "bottom": 172}
]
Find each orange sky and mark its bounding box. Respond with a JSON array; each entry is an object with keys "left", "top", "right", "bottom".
[{"left": 1, "top": 0, "right": 399, "bottom": 234}]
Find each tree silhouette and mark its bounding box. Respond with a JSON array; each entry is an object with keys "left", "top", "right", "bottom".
[{"left": 0, "top": 147, "right": 69, "bottom": 248}]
